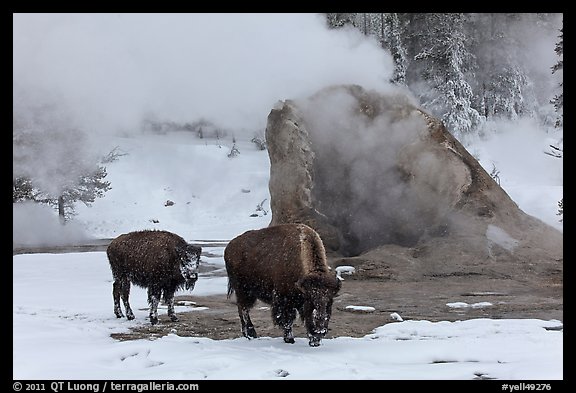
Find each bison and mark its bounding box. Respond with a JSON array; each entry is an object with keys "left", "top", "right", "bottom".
[
  {"left": 224, "top": 223, "right": 341, "bottom": 347},
  {"left": 106, "top": 230, "right": 201, "bottom": 325}
]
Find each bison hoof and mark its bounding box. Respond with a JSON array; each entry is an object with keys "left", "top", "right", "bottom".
[
  {"left": 126, "top": 314, "right": 135, "bottom": 321},
  {"left": 244, "top": 327, "right": 257, "bottom": 339},
  {"left": 308, "top": 337, "right": 321, "bottom": 347},
  {"left": 169, "top": 315, "right": 179, "bottom": 322},
  {"left": 283, "top": 330, "right": 295, "bottom": 344},
  {"left": 114, "top": 306, "right": 124, "bottom": 318},
  {"left": 150, "top": 316, "right": 159, "bottom": 325}
]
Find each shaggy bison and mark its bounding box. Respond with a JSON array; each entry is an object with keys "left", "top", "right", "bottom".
[
  {"left": 224, "top": 223, "right": 341, "bottom": 347},
  {"left": 106, "top": 230, "right": 201, "bottom": 325}
]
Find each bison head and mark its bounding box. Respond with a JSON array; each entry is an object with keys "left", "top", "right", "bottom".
[
  {"left": 179, "top": 244, "right": 202, "bottom": 290},
  {"left": 297, "top": 273, "right": 341, "bottom": 347}
]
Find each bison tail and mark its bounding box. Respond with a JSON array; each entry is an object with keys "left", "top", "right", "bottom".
[
  {"left": 308, "top": 228, "right": 328, "bottom": 271},
  {"left": 226, "top": 280, "right": 235, "bottom": 299}
]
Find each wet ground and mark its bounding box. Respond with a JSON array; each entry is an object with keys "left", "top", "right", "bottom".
[
  {"left": 15, "top": 240, "right": 563, "bottom": 342},
  {"left": 110, "top": 273, "right": 563, "bottom": 342}
]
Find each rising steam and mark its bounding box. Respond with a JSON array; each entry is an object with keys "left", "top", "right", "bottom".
[{"left": 13, "top": 13, "right": 394, "bottom": 138}]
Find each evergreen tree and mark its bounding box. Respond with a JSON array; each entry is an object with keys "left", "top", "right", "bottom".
[
  {"left": 54, "top": 165, "right": 111, "bottom": 221},
  {"left": 407, "top": 13, "right": 481, "bottom": 137},
  {"left": 354, "top": 13, "right": 370, "bottom": 35},
  {"left": 13, "top": 95, "right": 112, "bottom": 222},
  {"left": 13, "top": 159, "right": 112, "bottom": 222},
  {"left": 325, "top": 13, "right": 355, "bottom": 29},
  {"left": 380, "top": 13, "right": 408, "bottom": 85},
  {"left": 548, "top": 24, "right": 563, "bottom": 220},
  {"left": 13, "top": 176, "right": 37, "bottom": 203},
  {"left": 325, "top": 13, "right": 409, "bottom": 85},
  {"left": 551, "top": 26, "right": 563, "bottom": 128},
  {"left": 324, "top": 13, "right": 561, "bottom": 138},
  {"left": 471, "top": 13, "right": 538, "bottom": 122}
]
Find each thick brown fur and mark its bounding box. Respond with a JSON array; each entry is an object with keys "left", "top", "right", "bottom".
[
  {"left": 107, "top": 230, "right": 201, "bottom": 325},
  {"left": 224, "top": 223, "right": 341, "bottom": 346}
]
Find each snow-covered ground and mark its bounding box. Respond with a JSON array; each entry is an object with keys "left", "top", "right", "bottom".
[
  {"left": 13, "top": 251, "right": 563, "bottom": 380},
  {"left": 13, "top": 130, "right": 563, "bottom": 380}
]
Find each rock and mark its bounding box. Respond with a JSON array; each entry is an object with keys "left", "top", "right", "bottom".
[{"left": 264, "top": 84, "right": 562, "bottom": 288}]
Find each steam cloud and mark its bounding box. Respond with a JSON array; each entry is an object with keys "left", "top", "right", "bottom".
[
  {"left": 297, "top": 86, "right": 467, "bottom": 255},
  {"left": 14, "top": 14, "right": 561, "bottom": 248},
  {"left": 13, "top": 13, "right": 395, "bottom": 246},
  {"left": 13, "top": 202, "right": 90, "bottom": 246},
  {"left": 13, "top": 13, "right": 394, "bottom": 137}
]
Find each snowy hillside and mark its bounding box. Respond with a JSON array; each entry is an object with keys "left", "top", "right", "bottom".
[{"left": 76, "top": 132, "right": 271, "bottom": 241}]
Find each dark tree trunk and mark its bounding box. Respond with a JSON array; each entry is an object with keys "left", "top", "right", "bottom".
[{"left": 58, "top": 195, "right": 65, "bottom": 224}]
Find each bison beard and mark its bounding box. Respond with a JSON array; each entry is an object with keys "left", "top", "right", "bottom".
[
  {"left": 106, "top": 230, "right": 201, "bottom": 325},
  {"left": 224, "top": 224, "right": 341, "bottom": 347}
]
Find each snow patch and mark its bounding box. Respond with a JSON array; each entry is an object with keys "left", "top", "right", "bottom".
[
  {"left": 156, "top": 305, "right": 209, "bottom": 312},
  {"left": 446, "top": 302, "right": 469, "bottom": 309},
  {"left": 390, "top": 312, "right": 404, "bottom": 322},
  {"left": 447, "top": 302, "right": 493, "bottom": 309},
  {"left": 471, "top": 302, "right": 493, "bottom": 309},
  {"left": 345, "top": 305, "right": 375, "bottom": 313},
  {"left": 335, "top": 265, "right": 355, "bottom": 280},
  {"left": 175, "top": 301, "right": 196, "bottom": 306}
]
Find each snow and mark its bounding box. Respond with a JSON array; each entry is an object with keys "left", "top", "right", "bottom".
[
  {"left": 13, "top": 128, "right": 562, "bottom": 380},
  {"left": 390, "top": 312, "right": 404, "bottom": 322},
  {"left": 447, "top": 302, "right": 493, "bottom": 309},
  {"left": 12, "top": 240, "right": 564, "bottom": 381},
  {"left": 345, "top": 305, "right": 376, "bottom": 313},
  {"left": 471, "top": 119, "right": 563, "bottom": 233},
  {"left": 335, "top": 265, "right": 356, "bottom": 280},
  {"left": 12, "top": 248, "right": 562, "bottom": 380},
  {"left": 335, "top": 265, "right": 356, "bottom": 275},
  {"left": 73, "top": 134, "right": 272, "bottom": 241}
]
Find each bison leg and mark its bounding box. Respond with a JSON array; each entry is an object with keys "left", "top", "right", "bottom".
[
  {"left": 238, "top": 305, "right": 257, "bottom": 339},
  {"left": 163, "top": 289, "right": 179, "bottom": 322},
  {"left": 148, "top": 287, "right": 162, "bottom": 325},
  {"left": 112, "top": 280, "right": 124, "bottom": 318},
  {"left": 234, "top": 291, "right": 257, "bottom": 339},
  {"left": 272, "top": 300, "right": 297, "bottom": 344},
  {"left": 119, "top": 277, "right": 135, "bottom": 320}
]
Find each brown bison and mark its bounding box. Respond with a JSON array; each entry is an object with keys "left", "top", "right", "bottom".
[
  {"left": 224, "top": 223, "right": 341, "bottom": 347},
  {"left": 106, "top": 230, "right": 201, "bottom": 325}
]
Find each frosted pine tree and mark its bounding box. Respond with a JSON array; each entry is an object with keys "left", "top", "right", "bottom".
[
  {"left": 13, "top": 96, "right": 112, "bottom": 222},
  {"left": 407, "top": 13, "right": 481, "bottom": 138},
  {"left": 550, "top": 26, "right": 563, "bottom": 128},
  {"left": 471, "top": 13, "right": 537, "bottom": 122},
  {"left": 325, "top": 13, "right": 355, "bottom": 29},
  {"left": 354, "top": 13, "right": 372, "bottom": 35},
  {"left": 381, "top": 13, "right": 408, "bottom": 85},
  {"left": 550, "top": 25, "right": 563, "bottom": 223},
  {"left": 326, "top": 13, "right": 408, "bottom": 85}
]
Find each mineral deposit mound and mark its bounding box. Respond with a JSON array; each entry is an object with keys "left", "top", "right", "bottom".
[{"left": 265, "top": 84, "right": 562, "bottom": 285}]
